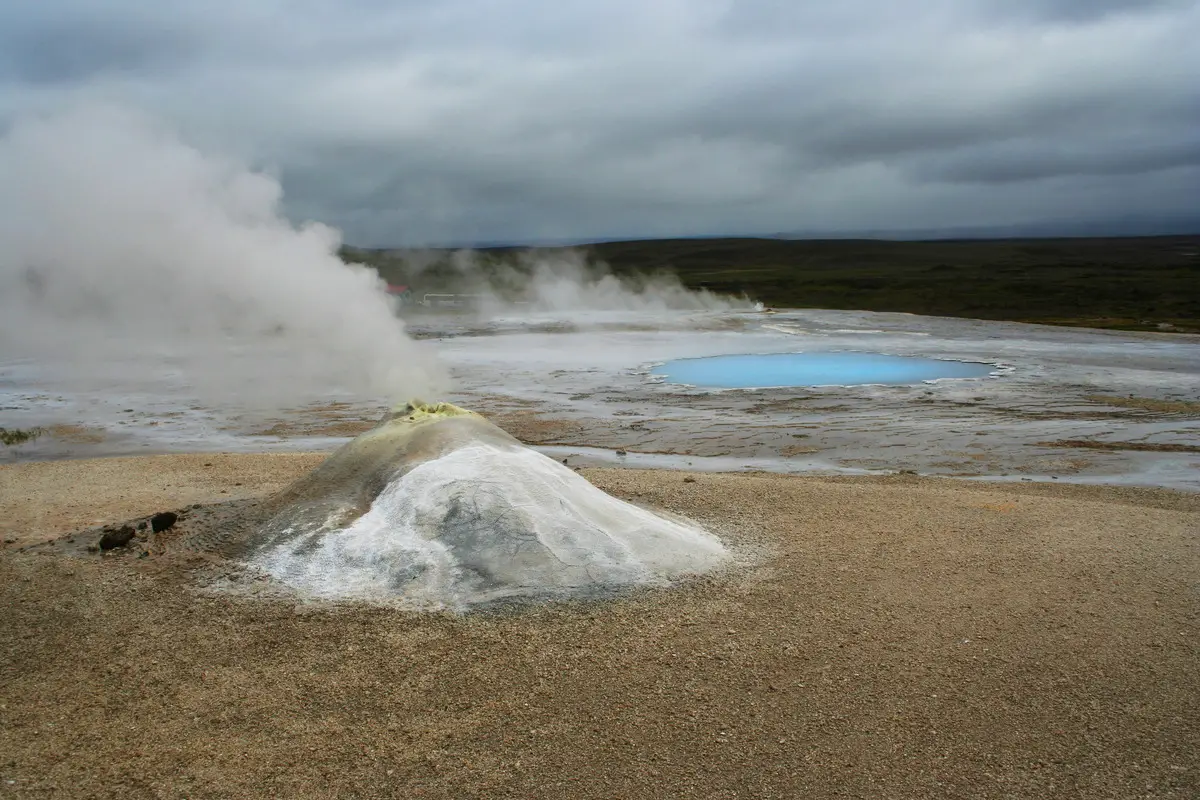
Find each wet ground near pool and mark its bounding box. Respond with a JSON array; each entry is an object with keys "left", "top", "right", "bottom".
[{"left": 3, "top": 308, "right": 1199, "bottom": 490}]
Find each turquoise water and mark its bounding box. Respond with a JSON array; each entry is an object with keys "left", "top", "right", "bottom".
[{"left": 658, "top": 352, "right": 994, "bottom": 388}]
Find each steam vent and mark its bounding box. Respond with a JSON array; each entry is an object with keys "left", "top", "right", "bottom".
[{"left": 241, "top": 401, "right": 727, "bottom": 610}]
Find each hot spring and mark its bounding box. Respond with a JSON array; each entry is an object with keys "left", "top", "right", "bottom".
[{"left": 656, "top": 351, "right": 995, "bottom": 389}]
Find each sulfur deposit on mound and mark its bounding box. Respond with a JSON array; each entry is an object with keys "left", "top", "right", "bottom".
[{"left": 239, "top": 401, "right": 727, "bottom": 610}]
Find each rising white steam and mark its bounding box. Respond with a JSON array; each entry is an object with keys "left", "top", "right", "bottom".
[
  {"left": 0, "top": 104, "right": 446, "bottom": 407},
  {"left": 504, "top": 249, "right": 750, "bottom": 313},
  {"left": 393, "top": 247, "right": 753, "bottom": 316}
]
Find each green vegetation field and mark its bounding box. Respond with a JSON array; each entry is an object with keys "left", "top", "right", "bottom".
[{"left": 343, "top": 235, "right": 1200, "bottom": 332}]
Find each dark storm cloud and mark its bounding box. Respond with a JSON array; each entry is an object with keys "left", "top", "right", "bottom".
[{"left": 1, "top": 0, "right": 1197, "bottom": 244}]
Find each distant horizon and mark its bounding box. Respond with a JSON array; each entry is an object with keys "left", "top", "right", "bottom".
[{"left": 344, "top": 217, "right": 1200, "bottom": 252}]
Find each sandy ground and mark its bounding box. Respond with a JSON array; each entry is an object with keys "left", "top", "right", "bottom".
[
  {"left": 1, "top": 455, "right": 1198, "bottom": 799},
  {"left": 0, "top": 454, "right": 328, "bottom": 548}
]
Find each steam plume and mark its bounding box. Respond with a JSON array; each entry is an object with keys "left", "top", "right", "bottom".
[
  {"left": 365, "top": 247, "right": 753, "bottom": 316},
  {"left": 0, "top": 104, "right": 446, "bottom": 408}
]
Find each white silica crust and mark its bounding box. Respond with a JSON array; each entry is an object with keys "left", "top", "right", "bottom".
[{"left": 249, "top": 435, "right": 727, "bottom": 610}]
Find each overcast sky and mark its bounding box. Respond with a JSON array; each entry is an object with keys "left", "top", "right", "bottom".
[{"left": 1, "top": 0, "right": 1197, "bottom": 246}]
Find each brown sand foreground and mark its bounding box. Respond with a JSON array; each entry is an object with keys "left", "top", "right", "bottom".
[{"left": 1, "top": 455, "right": 1198, "bottom": 799}]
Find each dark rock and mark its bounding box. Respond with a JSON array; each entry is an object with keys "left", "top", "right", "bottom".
[
  {"left": 615, "top": 449, "right": 627, "bottom": 456},
  {"left": 98, "top": 526, "right": 136, "bottom": 550},
  {"left": 137, "top": 521, "right": 147, "bottom": 531},
  {"left": 150, "top": 512, "right": 178, "bottom": 533},
  {"left": 683, "top": 477, "right": 696, "bottom": 483}
]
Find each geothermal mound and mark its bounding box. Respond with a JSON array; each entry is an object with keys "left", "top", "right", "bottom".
[{"left": 236, "top": 402, "right": 727, "bottom": 609}]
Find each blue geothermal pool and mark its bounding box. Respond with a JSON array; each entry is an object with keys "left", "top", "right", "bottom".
[{"left": 657, "top": 352, "right": 995, "bottom": 388}]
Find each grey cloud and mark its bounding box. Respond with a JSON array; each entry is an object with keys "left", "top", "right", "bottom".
[
  {"left": 985, "top": 0, "right": 1189, "bottom": 23},
  {"left": 909, "top": 137, "right": 1200, "bottom": 183},
  {"left": 0, "top": 15, "right": 198, "bottom": 84},
  {"left": 1, "top": 0, "right": 1198, "bottom": 245}
]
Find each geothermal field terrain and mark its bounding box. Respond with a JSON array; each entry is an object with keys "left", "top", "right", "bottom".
[
  {"left": 3, "top": 293, "right": 1198, "bottom": 799},
  {"left": 1, "top": 111, "right": 1197, "bottom": 800}
]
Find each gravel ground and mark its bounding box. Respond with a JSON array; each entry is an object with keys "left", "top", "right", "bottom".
[{"left": 1, "top": 455, "right": 1197, "bottom": 799}]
